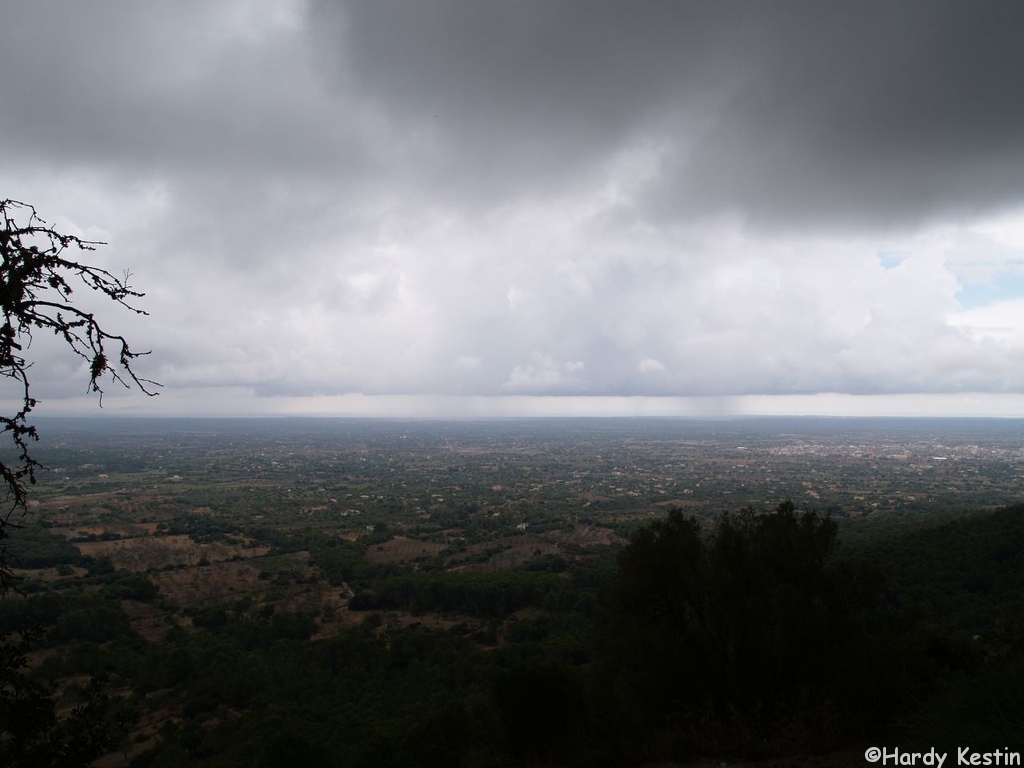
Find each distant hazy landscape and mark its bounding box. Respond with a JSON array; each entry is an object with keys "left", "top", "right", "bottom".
[{"left": 1, "top": 416, "right": 1021, "bottom": 765}]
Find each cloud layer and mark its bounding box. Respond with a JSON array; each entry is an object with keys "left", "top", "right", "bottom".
[{"left": 3, "top": 1, "right": 1024, "bottom": 413}]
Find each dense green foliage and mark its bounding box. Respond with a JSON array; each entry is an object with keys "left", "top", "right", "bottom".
[
  {"left": 598, "top": 503, "right": 923, "bottom": 756},
  {"left": 348, "top": 570, "right": 580, "bottom": 618},
  {"left": 841, "top": 503, "right": 1024, "bottom": 753},
  {"left": 2, "top": 498, "right": 1023, "bottom": 765},
  {"left": 0, "top": 628, "right": 131, "bottom": 768},
  {"left": 846, "top": 502, "right": 1024, "bottom": 631},
  {"left": 2, "top": 523, "right": 83, "bottom": 570}
]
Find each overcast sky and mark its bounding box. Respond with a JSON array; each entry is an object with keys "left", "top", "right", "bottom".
[{"left": 4, "top": 0, "right": 1024, "bottom": 418}]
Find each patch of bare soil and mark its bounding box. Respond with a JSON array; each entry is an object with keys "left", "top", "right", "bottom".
[
  {"left": 444, "top": 533, "right": 555, "bottom": 571},
  {"left": 121, "top": 599, "right": 172, "bottom": 642},
  {"left": 545, "top": 524, "right": 621, "bottom": 547},
  {"left": 365, "top": 535, "right": 447, "bottom": 565},
  {"left": 9, "top": 566, "right": 85, "bottom": 583},
  {"left": 153, "top": 559, "right": 268, "bottom": 606},
  {"left": 93, "top": 689, "right": 185, "bottom": 767},
  {"left": 75, "top": 535, "right": 268, "bottom": 571},
  {"left": 153, "top": 554, "right": 348, "bottom": 632},
  {"left": 310, "top": 585, "right": 360, "bottom": 639},
  {"left": 454, "top": 535, "right": 561, "bottom": 572}
]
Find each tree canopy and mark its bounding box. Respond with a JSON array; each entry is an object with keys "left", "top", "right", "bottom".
[{"left": 601, "top": 501, "right": 901, "bottom": 756}]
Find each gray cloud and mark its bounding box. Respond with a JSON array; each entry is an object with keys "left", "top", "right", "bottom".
[
  {"left": 649, "top": 2, "right": 1024, "bottom": 230},
  {"left": 314, "top": 1, "right": 1024, "bottom": 227},
  {"left": 3, "top": 1, "right": 1024, "bottom": 411}
]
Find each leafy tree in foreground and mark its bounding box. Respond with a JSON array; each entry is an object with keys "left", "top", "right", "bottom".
[
  {"left": 601, "top": 501, "right": 895, "bottom": 758},
  {"left": 0, "top": 198, "right": 158, "bottom": 593}
]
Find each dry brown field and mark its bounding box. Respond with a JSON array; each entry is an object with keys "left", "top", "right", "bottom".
[{"left": 363, "top": 535, "right": 447, "bottom": 564}]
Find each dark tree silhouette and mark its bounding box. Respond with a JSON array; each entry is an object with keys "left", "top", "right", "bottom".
[
  {"left": 0, "top": 627, "right": 134, "bottom": 768},
  {"left": 603, "top": 501, "right": 889, "bottom": 757},
  {"left": 0, "top": 199, "right": 154, "bottom": 766},
  {"left": 0, "top": 198, "right": 158, "bottom": 593}
]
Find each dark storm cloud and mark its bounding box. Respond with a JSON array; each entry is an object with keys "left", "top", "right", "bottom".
[
  {"left": 322, "top": 0, "right": 1024, "bottom": 227},
  {"left": 656, "top": 2, "right": 1024, "bottom": 230},
  {"left": 0, "top": 2, "right": 371, "bottom": 179},
  {"left": 7, "top": 1, "right": 1024, "bottom": 228},
  {"left": 317, "top": 0, "right": 738, "bottom": 203}
]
